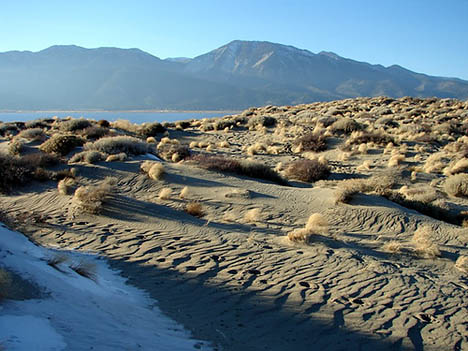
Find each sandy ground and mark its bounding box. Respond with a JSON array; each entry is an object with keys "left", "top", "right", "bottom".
[{"left": 1, "top": 97, "right": 468, "bottom": 350}]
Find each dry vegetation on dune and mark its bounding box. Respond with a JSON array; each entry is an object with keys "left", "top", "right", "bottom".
[{"left": 2, "top": 98, "right": 468, "bottom": 350}]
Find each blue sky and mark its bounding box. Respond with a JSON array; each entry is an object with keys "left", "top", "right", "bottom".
[{"left": 1, "top": 0, "right": 467, "bottom": 79}]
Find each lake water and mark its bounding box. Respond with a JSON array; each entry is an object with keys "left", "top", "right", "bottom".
[{"left": 0, "top": 111, "right": 239, "bottom": 124}]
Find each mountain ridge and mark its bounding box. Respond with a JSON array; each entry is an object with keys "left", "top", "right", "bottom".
[{"left": 0, "top": 40, "right": 467, "bottom": 110}]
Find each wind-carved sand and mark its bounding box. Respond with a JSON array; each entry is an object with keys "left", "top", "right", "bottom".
[{"left": 1, "top": 96, "right": 468, "bottom": 350}]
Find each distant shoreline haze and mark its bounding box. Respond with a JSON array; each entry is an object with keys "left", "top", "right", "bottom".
[
  {"left": 0, "top": 40, "right": 467, "bottom": 111},
  {"left": 0, "top": 111, "right": 238, "bottom": 124}
]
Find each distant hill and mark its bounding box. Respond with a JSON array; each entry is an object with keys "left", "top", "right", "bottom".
[{"left": 1, "top": 41, "right": 467, "bottom": 110}]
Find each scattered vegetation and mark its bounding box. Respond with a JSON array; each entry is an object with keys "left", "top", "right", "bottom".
[
  {"left": 85, "top": 136, "right": 148, "bottom": 155},
  {"left": 72, "top": 177, "right": 117, "bottom": 214},
  {"left": 185, "top": 202, "right": 204, "bottom": 217},
  {"left": 70, "top": 259, "right": 97, "bottom": 281},
  {"left": 189, "top": 155, "right": 287, "bottom": 185},
  {"left": 287, "top": 213, "right": 329, "bottom": 243},
  {"left": 285, "top": 159, "right": 330, "bottom": 182},
  {"left": 444, "top": 174, "right": 468, "bottom": 197},
  {"left": 40, "top": 134, "right": 84, "bottom": 155},
  {"left": 412, "top": 226, "right": 441, "bottom": 258},
  {"left": 294, "top": 133, "right": 327, "bottom": 152}
]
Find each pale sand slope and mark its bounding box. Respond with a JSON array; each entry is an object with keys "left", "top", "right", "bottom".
[{"left": 1, "top": 158, "right": 467, "bottom": 351}]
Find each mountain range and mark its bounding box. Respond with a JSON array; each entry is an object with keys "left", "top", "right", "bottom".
[{"left": 1, "top": 40, "right": 467, "bottom": 110}]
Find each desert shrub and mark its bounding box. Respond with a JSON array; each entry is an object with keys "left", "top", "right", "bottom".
[
  {"left": 141, "top": 161, "right": 165, "bottom": 180},
  {"left": 185, "top": 202, "right": 204, "bottom": 217},
  {"left": 0, "top": 154, "right": 36, "bottom": 193},
  {"left": 444, "top": 174, "right": 468, "bottom": 197},
  {"left": 105, "top": 153, "right": 127, "bottom": 162},
  {"left": 72, "top": 177, "right": 117, "bottom": 214},
  {"left": 57, "top": 177, "right": 75, "bottom": 195},
  {"left": 412, "top": 226, "right": 441, "bottom": 258},
  {"left": 346, "top": 130, "right": 393, "bottom": 146},
  {"left": 84, "top": 136, "right": 148, "bottom": 155},
  {"left": 21, "top": 152, "right": 60, "bottom": 168},
  {"left": 287, "top": 213, "right": 329, "bottom": 243},
  {"left": 0, "top": 123, "right": 19, "bottom": 136},
  {"left": 330, "top": 118, "right": 362, "bottom": 134},
  {"left": 25, "top": 118, "right": 52, "bottom": 129},
  {"left": 285, "top": 159, "right": 330, "bottom": 182},
  {"left": 111, "top": 119, "right": 139, "bottom": 133},
  {"left": 8, "top": 139, "right": 25, "bottom": 155},
  {"left": 17, "top": 128, "right": 46, "bottom": 141},
  {"left": 188, "top": 155, "right": 287, "bottom": 185},
  {"left": 69, "top": 150, "right": 105, "bottom": 164},
  {"left": 175, "top": 121, "right": 192, "bottom": 129},
  {"left": 97, "top": 119, "right": 110, "bottom": 127},
  {"left": 139, "top": 122, "right": 166, "bottom": 137},
  {"left": 40, "top": 134, "right": 84, "bottom": 155},
  {"left": 214, "top": 119, "right": 236, "bottom": 130},
  {"left": 334, "top": 176, "right": 396, "bottom": 203},
  {"left": 59, "top": 118, "right": 92, "bottom": 132},
  {"left": 81, "top": 126, "right": 109, "bottom": 140},
  {"left": 158, "top": 144, "right": 190, "bottom": 162},
  {"left": 294, "top": 133, "right": 327, "bottom": 152},
  {"left": 247, "top": 115, "right": 276, "bottom": 128}
]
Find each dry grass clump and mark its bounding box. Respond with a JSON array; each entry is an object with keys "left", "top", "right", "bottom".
[
  {"left": 80, "top": 126, "right": 109, "bottom": 140},
  {"left": 399, "top": 185, "right": 438, "bottom": 203},
  {"left": 444, "top": 158, "right": 468, "bottom": 175},
  {"left": 334, "top": 176, "right": 396, "bottom": 203},
  {"left": 158, "top": 143, "right": 190, "bottom": 162},
  {"left": 244, "top": 208, "right": 262, "bottom": 223},
  {"left": 69, "top": 150, "right": 106, "bottom": 164},
  {"left": 57, "top": 177, "right": 76, "bottom": 195},
  {"left": 346, "top": 130, "right": 393, "bottom": 146},
  {"left": 111, "top": 119, "right": 139, "bottom": 133},
  {"left": 423, "top": 152, "right": 447, "bottom": 174},
  {"left": 158, "top": 187, "right": 172, "bottom": 200},
  {"left": 59, "top": 118, "right": 92, "bottom": 132},
  {"left": 179, "top": 186, "right": 190, "bottom": 199},
  {"left": 140, "top": 161, "right": 165, "bottom": 180},
  {"left": 70, "top": 259, "right": 97, "bottom": 281},
  {"left": 382, "top": 241, "right": 403, "bottom": 254},
  {"left": 284, "top": 159, "right": 330, "bottom": 182},
  {"left": 46, "top": 253, "right": 69, "bottom": 270},
  {"left": 454, "top": 256, "right": 468, "bottom": 274},
  {"left": 185, "top": 202, "right": 204, "bottom": 217},
  {"left": 105, "top": 152, "right": 127, "bottom": 162},
  {"left": 412, "top": 226, "right": 441, "bottom": 258},
  {"left": 444, "top": 174, "right": 468, "bottom": 197},
  {"left": 287, "top": 213, "right": 329, "bottom": 243},
  {"left": 84, "top": 136, "right": 148, "bottom": 155},
  {"left": 294, "top": 133, "right": 327, "bottom": 152},
  {"left": 40, "top": 134, "right": 84, "bottom": 155},
  {"left": 17, "top": 128, "right": 47, "bottom": 141},
  {"left": 188, "top": 155, "right": 287, "bottom": 185},
  {"left": 72, "top": 177, "right": 117, "bottom": 214}
]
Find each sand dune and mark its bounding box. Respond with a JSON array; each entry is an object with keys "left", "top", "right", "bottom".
[{"left": 1, "top": 96, "right": 467, "bottom": 350}]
